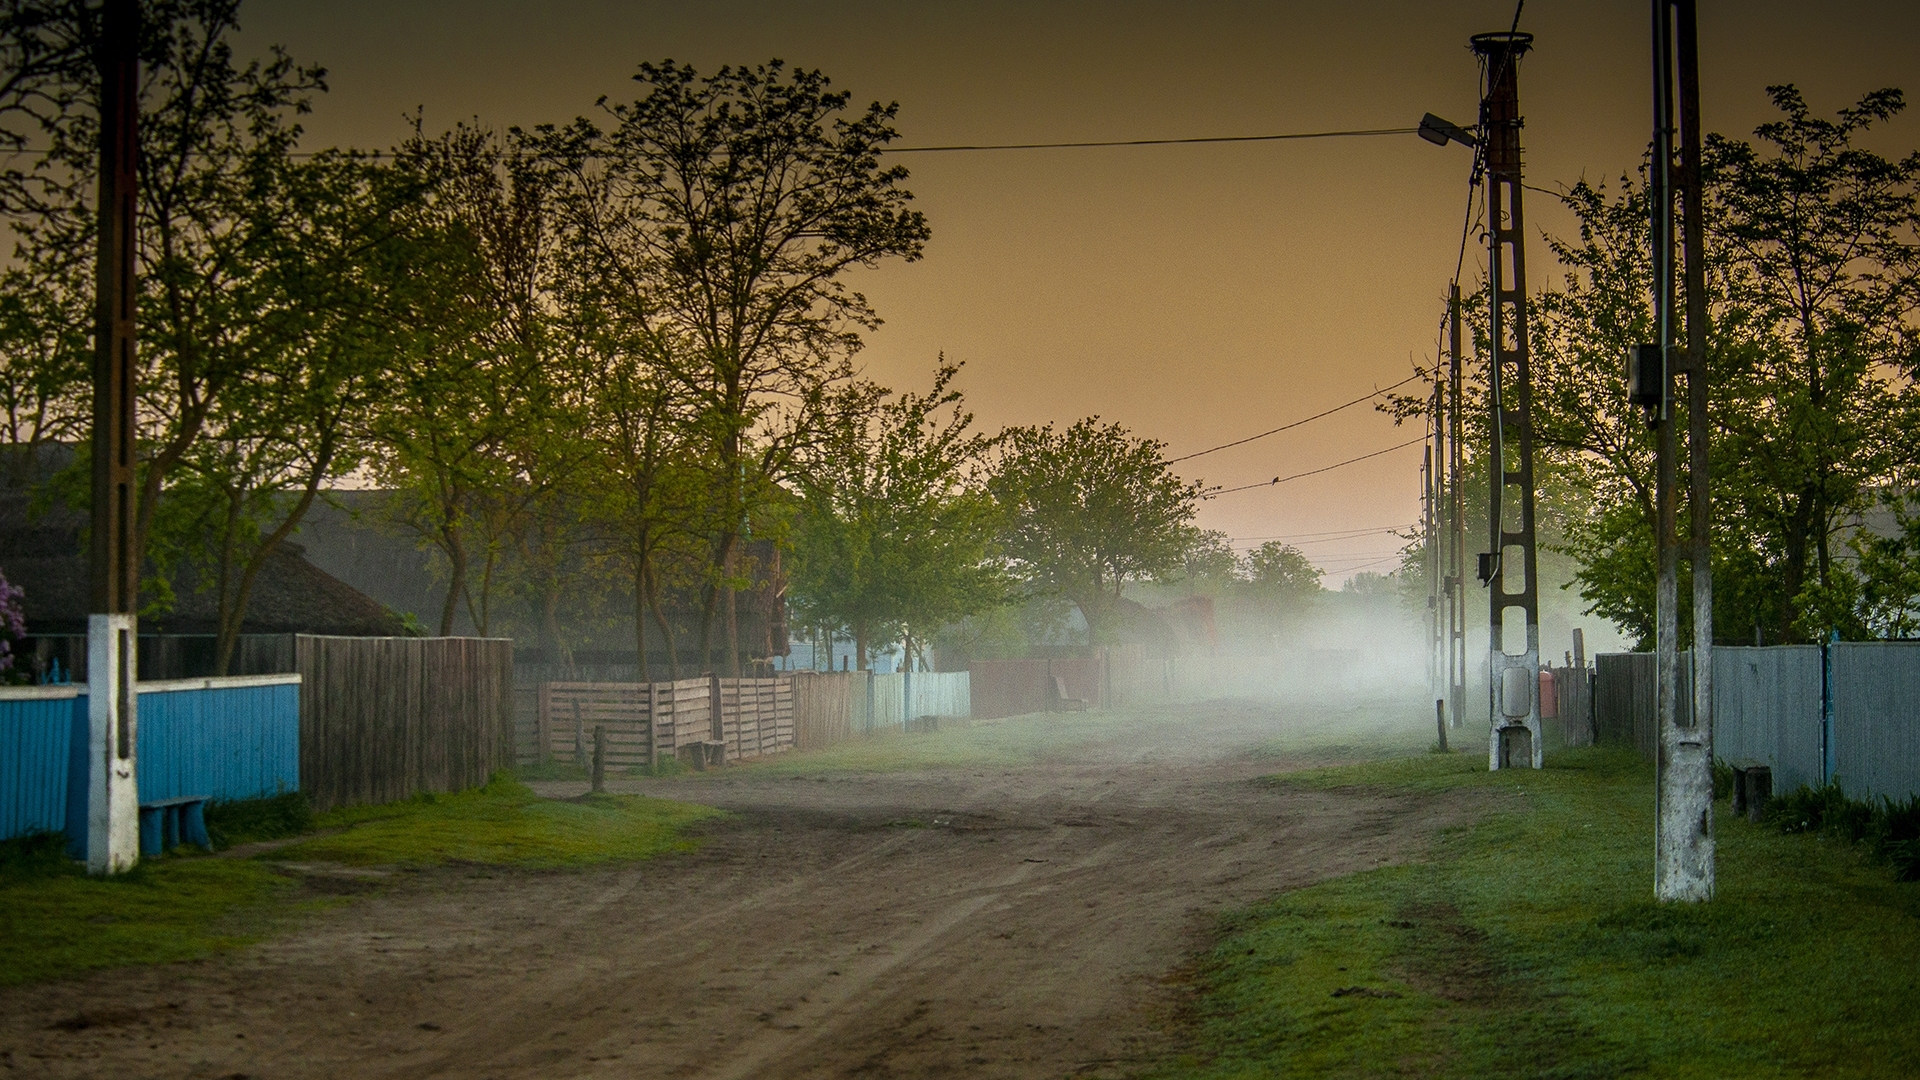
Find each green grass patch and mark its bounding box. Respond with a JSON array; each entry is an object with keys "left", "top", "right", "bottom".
[
  {"left": 275, "top": 776, "right": 720, "bottom": 867},
  {"left": 205, "top": 791, "right": 315, "bottom": 848},
  {"left": 2, "top": 777, "right": 719, "bottom": 985},
  {"left": 0, "top": 846, "right": 291, "bottom": 987},
  {"left": 1166, "top": 746, "right": 1920, "bottom": 1079}
]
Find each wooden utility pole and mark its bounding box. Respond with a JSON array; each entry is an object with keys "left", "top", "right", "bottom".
[
  {"left": 87, "top": 0, "right": 141, "bottom": 875},
  {"left": 1651, "top": 0, "right": 1714, "bottom": 902},
  {"left": 1472, "top": 30, "right": 1543, "bottom": 770}
]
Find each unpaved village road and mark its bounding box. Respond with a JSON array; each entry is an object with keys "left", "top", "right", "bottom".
[{"left": 2, "top": 702, "right": 1478, "bottom": 1079}]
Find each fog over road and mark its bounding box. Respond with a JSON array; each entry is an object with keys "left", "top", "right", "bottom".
[{"left": 3, "top": 702, "right": 1475, "bottom": 1079}]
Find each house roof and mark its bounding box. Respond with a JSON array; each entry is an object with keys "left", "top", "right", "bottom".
[{"left": 0, "top": 447, "right": 405, "bottom": 637}]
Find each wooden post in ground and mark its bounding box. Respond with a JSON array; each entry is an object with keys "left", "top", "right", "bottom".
[
  {"left": 591, "top": 725, "right": 606, "bottom": 793},
  {"left": 1435, "top": 699, "right": 1449, "bottom": 752}
]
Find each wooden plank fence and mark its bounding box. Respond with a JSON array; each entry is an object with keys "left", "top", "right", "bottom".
[
  {"left": 792, "top": 672, "right": 857, "bottom": 750},
  {"left": 297, "top": 636, "right": 514, "bottom": 813},
  {"left": 537, "top": 676, "right": 794, "bottom": 768}
]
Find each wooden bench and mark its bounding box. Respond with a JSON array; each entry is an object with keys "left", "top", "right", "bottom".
[
  {"left": 139, "top": 796, "right": 211, "bottom": 856},
  {"left": 1047, "top": 676, "right": 1089, "bottom": 713}
]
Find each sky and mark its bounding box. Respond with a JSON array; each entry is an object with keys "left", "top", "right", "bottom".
[{"left": 241, "top": 0, "right": 1920, "bottom": 586}]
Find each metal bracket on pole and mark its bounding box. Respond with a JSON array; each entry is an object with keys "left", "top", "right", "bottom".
[{"left": 1471, "top": 30, "right": 1543, "bottom": 771}]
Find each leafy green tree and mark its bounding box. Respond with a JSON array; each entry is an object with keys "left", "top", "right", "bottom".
[
  {"left": 791, "top": 362, "right": 1005, "bottom": 670},
  {"left": 988, "top": 418, "right": 1204, "bottom": 644},
  {"left": 1706, "top": 85, "right": 1920, "bottom": 639},
  {"left": 1472, "top": 85, "right": 1919, "bottom": 646},
  {"left": 1243, "top": 540, "right": 1322, "bottom": 611},
  {"left": 531, "top": 59, "right": 930, "bottom": 673}
]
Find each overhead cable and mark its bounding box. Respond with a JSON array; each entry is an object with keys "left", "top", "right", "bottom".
[
  {"left": 886, "top": 126, "right": 1419, "bottom": 154},
  {"left": 1169, "top": 371, "right": 1427, "bottom": 464},
  {"left": 1207, "top": 436, "right": 1427, "bottom": 497}
]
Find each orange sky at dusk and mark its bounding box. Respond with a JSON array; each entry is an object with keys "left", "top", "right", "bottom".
[{"left": 242, "top": 0, "right": 1920, "bottom": 586}]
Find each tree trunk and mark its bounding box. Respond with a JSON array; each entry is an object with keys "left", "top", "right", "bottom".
[
  {"left": 215, "top": 465, "right": 330, "bottom": 675},
  {"left": 725, "top": 579, "right": 741, "bottom": 677},
  {"left": 646, "top": 562, "right": 680, "bottom": 680},
  {"left": 438, "top": 521, "right": 467, "bottom": 637},
  {"left": 633, "top": 560, "right": 650, "bottom": 683},
  {"left": 541, "top": 581, "right": 572, "bottom": 678}
]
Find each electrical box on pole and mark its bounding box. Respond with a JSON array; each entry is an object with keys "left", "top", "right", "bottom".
[
  {"left": 1472, "top": 30, "right": 1543, "bottom": 770},
  {"left": 88, "top": 0, "right": 141, "bottom": 875}
]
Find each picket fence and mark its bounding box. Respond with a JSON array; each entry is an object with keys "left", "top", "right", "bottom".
[{"left": 536, "top": 676, "right": 795, "bottom": 769}]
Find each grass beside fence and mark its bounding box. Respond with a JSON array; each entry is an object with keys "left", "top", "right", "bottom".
[
  {"left": 1161, "top": 746, "right": 1920, "bottom": 1079},
  {"left": 275, "top": 776, "right": 719, "bottom": 867},
  {"left": 0, "top": 834, "right": 292, "bottom": 987},
  {"left": 0, "top": 778, "right": 718, "bottom": 986}
]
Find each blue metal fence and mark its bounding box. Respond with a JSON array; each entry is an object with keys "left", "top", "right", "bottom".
[
  {"left": 0, "top": 687, "right": 81, "bottom": 840},
  {"left": 134, "top": 676, "right": 301, "bottom": 803},
  {"left": 1, "top": 675, "right": 300, "bottom": 843}
]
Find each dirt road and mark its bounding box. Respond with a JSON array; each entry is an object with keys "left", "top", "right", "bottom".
[{"left": 2, "top": 701, "right": 1476, "bottom": 1078}]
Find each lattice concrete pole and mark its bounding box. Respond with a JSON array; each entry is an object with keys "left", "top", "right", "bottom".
[
  {"left": 1654, "top": 0, "right": 1714, "bottom": 902},
  {"left": 1473, "top": 31, "right": 1543, "bottom": 771},
  {"left": 87, "top": 0, "right": 141, "bottom": 874}
]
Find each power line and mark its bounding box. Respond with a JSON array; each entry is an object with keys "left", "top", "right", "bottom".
[
  {"left": 1168, "top": 371, "right": 1427, "bottom": 465},
  {"left": 886, "top": 126, "right": 1419, "bottom": 154},
  {"left": 1207, "top": 436, "right": 1426, "bottom": 497},
  {"left": 1229, "top": 523, "right": 1413, "bottom": 543}
]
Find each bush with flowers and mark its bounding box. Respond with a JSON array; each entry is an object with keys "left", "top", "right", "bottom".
[{"left": 0, "top": 570, "right": 27, "bottom": 684}]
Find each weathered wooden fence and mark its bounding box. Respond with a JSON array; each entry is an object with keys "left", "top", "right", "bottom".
[
  {"left": 535, "top": 676, "right": 794, "bottom": 768},
  {"left": 969, "top": 658, "right": 1105, "bottom": 720},
  {"left": 297, "top": 635, "right": 514, "bottom": 813},
  {"left": 792, "top": 671, "right": 858, "bottom": 750},
  {"left": 1595, "top": 643, "right": 1920, "bottom": 800}
]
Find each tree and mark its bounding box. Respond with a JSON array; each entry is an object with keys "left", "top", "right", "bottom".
[
  {"left": 0, "top": 0, "right": 331, "bottom": 623},
  {"left": 1243, "top": 540, "right": 1322, "bottom": 611},
  {"left": 791, "top": 361, "right": 1005, "bottom": 670},
  {"left": 530, "top": 59, "right": 930, "bottom": 673},
  {"left": 369, "top": 123, "right": 585, "bottom": 637},
  {"left": 988, "top": 418, "right": 1204, "bottom": 644},
  {"left": 1706, "top": 85, "right": 1920, "bottom": 639},
  {"left": 1466, "top": 85, "right": 1920, "bottom": 646}
]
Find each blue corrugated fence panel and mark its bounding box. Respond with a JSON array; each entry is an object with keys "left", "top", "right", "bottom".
[
  {"left": 0, "top": 690, "right": 81, "bottom": 841},
  {"left": 136, "top": 682, "right": 301, "bottom": 803}
]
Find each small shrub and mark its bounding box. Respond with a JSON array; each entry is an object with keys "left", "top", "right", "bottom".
[
  {"left": 0, "top": 832, "right": 76, "bottom": 886},
  {"left": 1767, "top": 783, "right": 1920, "bottom": 882},
  {"left": 1869, "top": 795, "right": 1920, "bottom": 882},
  {"left": 1711, "top": 758, "right": 1734, "bottom": 800},
  {"left": 204, "top": 792, "right": 313, "bottom": 849}
]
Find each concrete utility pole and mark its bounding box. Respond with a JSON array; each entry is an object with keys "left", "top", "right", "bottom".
[
  {"left": 1447, "top": 284, "right": 1468, "bottom": 731},
  {"left": 1471, "top": 31, "right": 1543, "bottom": 770},
  {"left": 1649, "top": 0, "right": 1714, "bottom": 902},
  {"left": 88, "top": 0, "right": 141, "bottom": 875}
]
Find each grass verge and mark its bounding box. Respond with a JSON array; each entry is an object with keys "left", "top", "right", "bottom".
[
  {"left": 276, "top": 777, "right": 719, "bottom": 867},
  {"left": 733, "top": 696, "right": 1433, "bottom": 777},
  {"left": 0, "top": 777, "right": 718, "bottom": 986},
  {"left": 1164, "top": 746, "right": 1920, "bottom": 1079}
]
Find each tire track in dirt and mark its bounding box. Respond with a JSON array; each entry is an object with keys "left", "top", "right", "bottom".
[{"left": 0, "top": 703, "right": 1483, "bottom": 1080}]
